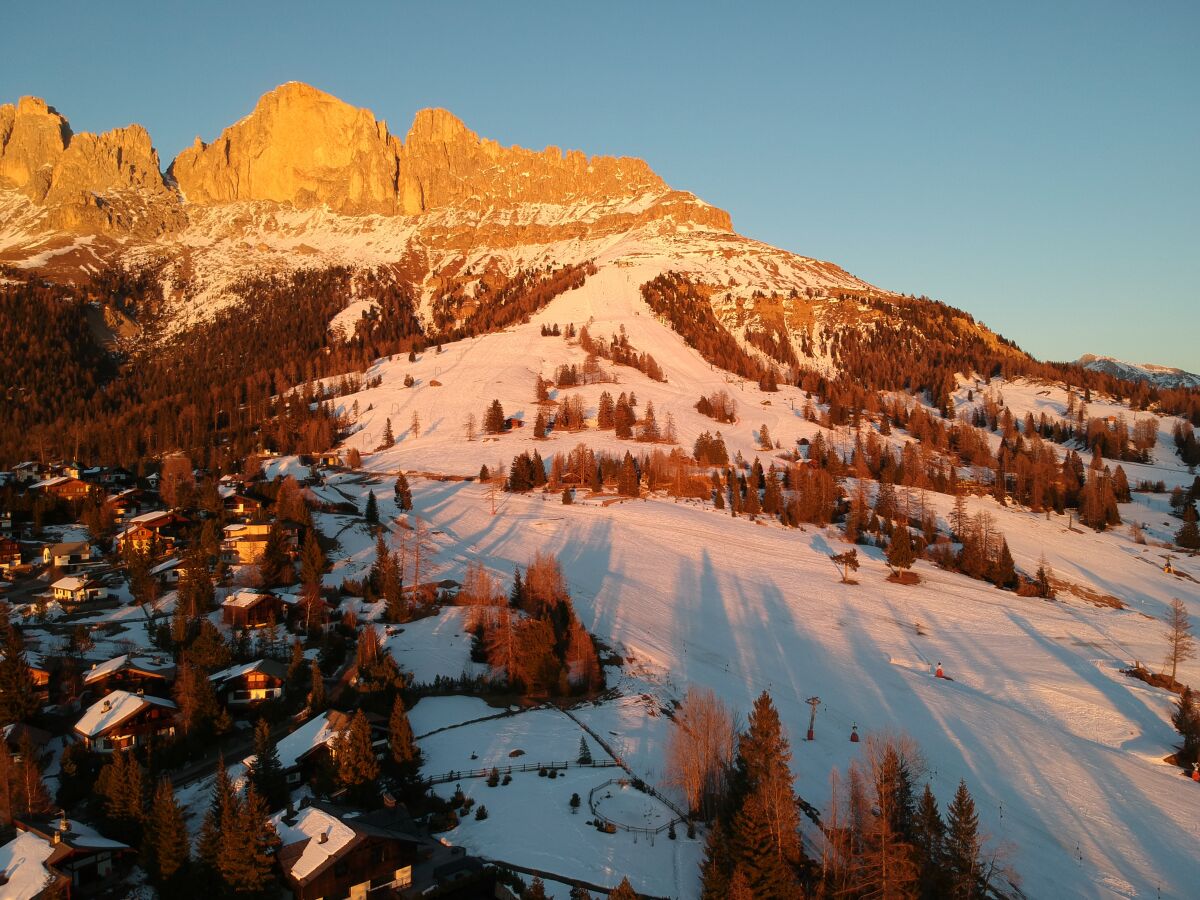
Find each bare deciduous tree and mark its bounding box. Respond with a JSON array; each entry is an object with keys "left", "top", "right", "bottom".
[
  {"left": 666, "top": 686, "right": 738, "bottom": 820},
  {"left": 1164, "top": 597, "right": 1195, "bottom": 683}
]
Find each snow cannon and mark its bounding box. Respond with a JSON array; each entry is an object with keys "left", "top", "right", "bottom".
[
  {"left": 935, "top": 663, "right": 944, "bottom": 679},
  {"left": 850, "top": 724, "right": 859, "bottom": 743}
]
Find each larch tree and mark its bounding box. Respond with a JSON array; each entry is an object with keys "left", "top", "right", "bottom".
[
  {"left": 299, "top": 529, "right": 326, "bottom": 589},
  {"left": 666, "top": 686, "right": 737, "bottom": 820},
  {"left": 1163, "top": 597, "right": 1196, "bottom": 683},
  {"left": 394, "top": 471, "right": 413, "bottom": 510}
]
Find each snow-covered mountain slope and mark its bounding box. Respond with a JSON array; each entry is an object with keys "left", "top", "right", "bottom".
[
  {"left": 1078, "top": 354, "right": 1200, "bottom": 390},
  {"left": 309, "top": 270, "right": 1200, "bottom": 898}
]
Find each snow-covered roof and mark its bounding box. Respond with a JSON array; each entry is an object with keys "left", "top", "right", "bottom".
[
  {"left": 82, "top": 654, "right": 174, "bottom": 685},
  {"left": 208, "top": 658, "right": 287, "bottom": 684},
  {"left": 32, "top": 476, "right": 71, "bottom": 490},
  {"left": 127, "top": 510, "right": 172, "bottom": 526},
  {"left": 74, "top": 690, "right": 176, "bottom": 738},
  {"left": 221, "top": 588, "right": 275, "bottom": 609},
  {"left": 0, "top": 831, "right": 55, "bottom": 900},
  {"left": 272, "top": 806, "right": 358, "bottom": 881},
  {"left": 45, "top": 540, "right": 90, "bottom": 557},
  {"left": 149, "top": 557, "right": 181, "bottom": 575},
  {"left": 51, "top": 575, "right": 91, "bottom": 592},
  {"left": 248, "top": 711, "right": 340, "bottom": 771}
]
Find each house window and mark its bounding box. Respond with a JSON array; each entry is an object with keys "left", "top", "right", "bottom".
[{"left": 394, "top": 866, "right": 412, "bottom": 888}]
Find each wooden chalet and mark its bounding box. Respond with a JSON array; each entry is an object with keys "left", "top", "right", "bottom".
[
  {"left": 272, "top": 802, "right": 431, "bottom": 900},
  {"left": 31, "top": 475, "right": 96, "bottom": 503},
  {"left": 3, "top": 722, "right": 52, "bottom": 761},
  {"left": 82, "top": 654, "right": 176, "bottom": 698},
  {"left": 8, "top": 814, "right": 131, "bottom": 897},
  {"left": 73, "top": 690, "right": 177, "bottom": 753},
  {"left": 50, "top": 575, "right": 108, "bottom": 605},
  {"left": 114, "top": 510, "right": 186, "bottom": 556},
  {"left": 258, "top": 710, "right": 389, "bottom": 788},
  {"left": 221, "top": 588, "right": 284, "bottom": 628},
  {"left": 0, "top": 537, "right": 21, "bottom": 574},
  {"left": 42, "top": 540, "right": 100, "bottom": 571},
  {"left": 209, "top": 658, "right": 288, "bottom": 709},
  {"left": 224, "top": 490, "right": 269, "bottom": 518}
]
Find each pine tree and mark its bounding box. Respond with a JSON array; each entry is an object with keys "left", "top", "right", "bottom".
[
  {"left": 364, "top": 491, "right": 380, "bottom": 526},
  {"left": 389, "top": 695, "right": 418, "bottom": 767},
  {"left": 381, "top": 417, "right": 395, "bottom": 448},
  {"left": 394, "top": 472, "right": 413, "bottom": 511},
  {"left": 197, "top": 757, "right": 235, "bottom": 874},
  {"left": 144, "top": 777, "right": 189, "bottom": 885},
  {"left": 577, "top": 736, "right": 593, "bottom": 765},
  {"left": 173, "top": 661, "right": 219, "bottom": 736},
  {"left": 945, "top": 780, "right": 982, "bottom": 900},
  {"left": 248, "top": 719, "right": 288, "bottom": 810},
  {"left": 0, "top": 609, "right": 39, "bottom": 723}
]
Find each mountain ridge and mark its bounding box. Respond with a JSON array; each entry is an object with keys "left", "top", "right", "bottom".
[{"left": 1076, "top": 354, "right": 1200, "bottom": 390}]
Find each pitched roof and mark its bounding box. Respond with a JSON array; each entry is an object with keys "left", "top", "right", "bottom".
[
  {"left": 221, "top": 589, "right": 276, "bottom": 609},
  {"left": 0, "top": 831, "right": 56, "bottom": 900},
  {"left": 74, "top": 690, "right": 176, "bottom": 738},
  {"left": 82, "top": 654, "right": 175, "bottom": 685},
  {"left": 45, "top": 541, "right": 90, "bottom": 557},
  {"left": 246, "top": 711, "right": 342, "bottom": 771},
  {"left": 51, "top": 575, "right": 94, "bottom": 592},
  {"left": 273, "top": 805, "right": 359, "bottom": 883},
  {"left": 208, "top": 658, "right": 288, "bottom": 685}
]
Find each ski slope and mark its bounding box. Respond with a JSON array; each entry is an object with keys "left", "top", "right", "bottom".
[{"left": 324, "top": 267, "right": 1200, "bottom": 898}]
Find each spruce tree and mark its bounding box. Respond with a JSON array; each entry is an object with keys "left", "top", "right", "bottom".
[
  {"left": 309, "top": 658, "right": 326, "bottom": 711},
  {"left": 992, "top": 538, "right": 1017, "bottom": 590},
  {"left": 389, "top": 695, "right": 418, "bottom": 767},
  {"left": 220, "top": 785, "right": 279, "bottom": 894},
  {"left": 299, "top": 530, "right": 326, "bottom": 588},
  {"left": 484, "top": 399, "right": 506, "bottom": 434},
  {"left": 197, "top": 757, "right": 235, "bottom": 874},
  {"left": 0, "top": 610, "right": 39, "bottom": 723},
  {"left": 364, "top": 491, "right": 380, "bottom": 527},
  {"left": 887, "top": 525, "right": 916, "bottom": 573},
  {"left": 1173, "top": 687, "right": 1200, "bottom": 767},
  {"left": 521, "top": 877, "right": 550, "bottom": 900},
  {"left": 618, "top": 452, "right": 639, "bottom": 497},
  {"left": 335, "top": 710, "right": 381, "bottom": 803},
  {"left": 913, "top": 783, "right": 948, "bottom": 899},
  {"left": 258, "top": 522, "right": 293, "bottom": 587},
  {"left": 1177, "top": 504, "right": 1200, "bottom": 550},
  {"left": 248, "top": 719, "right": 288, "bottom": 810},
  {"left": 394, "top": 472, "right": 413, "bottom": 511},
  {"left": 577, "top": 735, "right": 593, "bottom": 765},
  {"left": 945, "top": 780, "right": 982, "bottom": 900},
  {"left": 144, "top": 777, "right": 190, "bottom": 885},
  {"left": 608, "top": 877, "right": 641, "bottom": 900}
]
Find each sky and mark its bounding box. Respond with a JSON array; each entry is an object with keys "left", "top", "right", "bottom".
[{"left": 3, "top": 1, "right": 1198, "bottom": 371}]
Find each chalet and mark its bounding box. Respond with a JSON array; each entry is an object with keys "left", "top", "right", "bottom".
[
  {"left": 254, "top": 710, "right": 389, "bottom": 787},
  {"left": 73, "top": 690, "right": 177, "bottom": 753},
  {"left": 31, "top": 475, "right": 95, "bottom": 503},
  {"left": 12, "top": 461, "right": 43, "bottom": 484},
  {"left": 3, "top": 722, "right": 52, "bottom": 761},
  {"left": 7, "top": 814, "right": 131, "bottom": 897},
  {"left": 82, "top": 654, "right": 176, "bottom": 697},
  {"left": 271, "top": 802, "right": 431, "bottom": 900},
  {"left": 149, "top": 556, "right": 182, "bottom": 587},
  {"left": 0, "top": 537, "right": 21, "bottom": 575},
  {"left": 209, "top": 658, "right": 288, "bottom": 709},
  {"left": 107, "top": 488, "right": 152, "bottom": 523},
  {"left": 50, "top": 575, "right": 108, "bottom": 605},
  {"left": 221, "top": 521, "right": 272, "bottom": 564},
  {"left": 221, "top": 588, "right": 284, "bottom": 628},
  {"left": 114, "top": 510, "right": 186, "bottom": 555},
  {"left": 224, "top": 490, "right": 269, "bottom": 518},
  {"left": 42, "top": 540, "right": 100, "bottom": 571}
]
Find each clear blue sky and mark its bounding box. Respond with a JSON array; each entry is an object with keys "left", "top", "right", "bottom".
[{"left": 4, "top": 1, "right": 1198, "bottom": 371}]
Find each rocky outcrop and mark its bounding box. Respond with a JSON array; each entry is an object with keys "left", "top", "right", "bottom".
[
  {"left": 170, "top": 82, "right": 401, "bottom": 215},
  {"left": 1, "top": 82, "right": 733, "bottom": 244},
  {"left": 0, "top": 96, "right": 181, "bottom": 236}
]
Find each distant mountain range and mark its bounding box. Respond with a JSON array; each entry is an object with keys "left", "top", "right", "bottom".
[{"left": 1076, "top": 354, "right": 1200, "bottom": 390}]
